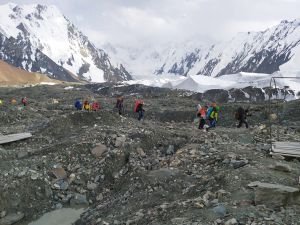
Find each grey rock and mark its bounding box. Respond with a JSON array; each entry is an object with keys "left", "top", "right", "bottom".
[
  {"left": 91, "top": 144, "right": 107, "bottom": 158},
  {"left": 248, "top": 181, "right": 299, "bottom": 207},
  {"left": 17, "top": 151, "right": 28, "bottom": 159},
  {"left": 50, "top": 167, "right": 67, "bottom": 179},
  {"left": 55, "top": 203, "right": 63, "bottom": 209},
  {"left": 166, "top": 145, "right": 175, "bottom": 155},
  {"left": 212, "top": 204, "right": 226, "bottom": 218},
  {"left": 136, "top": 147, "right": 146, "bottom": 157},
  {"left": 44, "top": 185, "right": 53, "bottom": 198},
  {"left": 96, "top": 193, "right": 104, "bottom": 201},
  {"left": 53, "top": 179, "right": 69, "bottom": 190},
  {"left": 87, "top": 182, "right": 98, "bottom": 190},
  {"left": 0, "top": 213, "right": 24, "bottom": 225},
  {"left": 70, "top": 194, "right": 89, "bottom": 207},
  {"left": 222, "top": 159, "right": 230, "bottom": 164},
  {"left": 0, "top": 211, "right": 7, "bottom": 218},
  {"left": 269, "top": 162, "right": 292, "bottom": 172},
  {"left": 30, "top": 173, "right": 39, "bottom": 180},
  {"left": 231, "top": 159, "right": 248, "bottom": 169},
  {"left": 94, "top": 175, "right": 100, "bottom": 183},
  {"left": 115, "top": 136, "right": 126, "bottom": 147},
  {"left": 17, "top": 169, "right": 27, "bottom": 178},
  {"left": 225, "top": 218, "right": 238, "bottom": 225}
]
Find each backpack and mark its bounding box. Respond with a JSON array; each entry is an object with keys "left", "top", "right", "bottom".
[
  {"left": 206, "top": 107, "right": 213, "bottom": 118},
  {"left": 92, "top": 102, "right": 100, "bottom": 111},
  {"left": 134, "top": 100, "right": 143, "bottom": 112},
  {"left": 235, "top": 107, "right": 245, "bottom": 120},
  {"left": 199, "top": 108, "right": 207, "bottom": 118}
]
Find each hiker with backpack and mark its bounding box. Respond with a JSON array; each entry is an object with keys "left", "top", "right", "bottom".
[
  {"left": 21, "top": 97, "right": 28, "bottom": 106},
  {"left": 83, "top": 100, "right": 90, "bottom": 111},
  {"left": 116, "top": 96, "right": 124, "bottom": 115},
  {"left": 91, "top": 101, "right": 100, "bottom": 111},
  {"left": 134, "top": 99, "right": 145, "bottom": 121},
  {"left": 197, "top": 105, "right": 208, "bottom": 129},
  {"left": 207, "top": 102, "right": 219, "bottom": 128},
  {"left": 75, "top": 99, "right": 82, "bottom": 110},
  {"left": 11, "top": 98, "right": 17, "bottom": 105},
  {"left": 235, "top": 106, "right": 250, "bottom": 128}
]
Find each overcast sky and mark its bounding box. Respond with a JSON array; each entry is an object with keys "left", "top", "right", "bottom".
[{"left": 1, "top": 0, "right": 300, "bottom": 47}]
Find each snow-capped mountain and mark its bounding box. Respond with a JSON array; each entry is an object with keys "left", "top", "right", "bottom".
[
  {"left": 156, "top": 19, "right": 300, "bottom": 77},
  {"left": 102, "top": 40, "right": 207, "bottom": 79},
  {"left": 0, "top": 3, "right": 132, "bottom": 82},
  {"left": 104, "top": 19, "right": 300, "bottom": 79}
]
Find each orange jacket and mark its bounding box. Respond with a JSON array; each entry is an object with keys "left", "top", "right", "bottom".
[{"left": 199, "top": 108, "right": 207, "bottom": 118}]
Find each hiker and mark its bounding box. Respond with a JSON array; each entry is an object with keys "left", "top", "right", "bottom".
[
  {"left": 83, "top": 100, "right": 90, "bottom": 111},
  {"left": 235, "top": 106, "right": 249, "bottom": 128},
  {"left": 116, "top": 96, "right": 124, "bottom": 115},
  {"left": 197, "top": 105, "right": 208, "bottom": 129},
  {"left": 21, "top": 97, "right": 28, "bottom": 106},
  {"left": 207, "top": 102, "right": 219, "bottom": 128},
  {"left": 134, "top": 99, "right": 145, "bottom": 121},
  {"left": 91, "top": 101, "right": 100, "bottom": 111},
  {"left": 74, "top": 99, "right": 82, "bottom": 110},
  {"left": 11, "top": 98, "right": 17, "bottom": 105}
]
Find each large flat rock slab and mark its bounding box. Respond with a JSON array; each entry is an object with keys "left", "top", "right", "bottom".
[
  {"left": 0, "top": 133, "right": 32, "bottom": 144},
  {"left": 248, "top": 181, "right": 300, "bottom": 207}
]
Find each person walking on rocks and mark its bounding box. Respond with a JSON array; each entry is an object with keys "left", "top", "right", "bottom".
[
  {"left": 21, "top": 97, "right": 28, "bottom": 107},
  {"left": 116, "top": 96, "right": 124, "bottom": 115},
  {"left": 11, "top": 98, "right": 17, "bottom": 105},
  {"left": 207, "top": 102, "right": 219, "bottom": 128},
  {"left": 91, "top": 101, "right": 100, "bottom": 111},
  {"left": 197, "top": 105, "right": 208, "bottom": 129},
  {"left": 83, "top": 100, "right": 90, "bottom": 111},
  {"left": 134, "top": 99, "right": 145, "bottom": 121},
  {"left": 235, "top": 106, "right": 249, "bottom": 128},
  {"left": 75, "top": 99, "right": 82, "bottom": 110}
]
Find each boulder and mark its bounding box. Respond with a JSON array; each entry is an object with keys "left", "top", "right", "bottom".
[
  {"left": 53, "top": 179, "right": 69, "bottom": 190},
  {"left": 248, "top": 181, "right": 299, "bottom": 207},
  {"left": 87, "top": 182, "right": 98, "bottom": 190},
  {"left": 70, "top": 193, "right": 89, "bottom": 207},
  {"left": 212, "top": 204, "right": 226, "bottom": 218},
  {"left": 50, "top": 167, "right": 67, "bottom": 179},
  {"left": 225, "top": 218, "right": 238, "bottom": 225},
  {"left": 115, "top": 136, "right": 126, "bottom": 147},
  {"left": 91, "top": 144, "right": 107, "bottom": 158}
]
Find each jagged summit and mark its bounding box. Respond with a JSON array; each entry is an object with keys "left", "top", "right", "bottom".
[{"left": 0, "top": 2, "right": 132, "bottom": 82}]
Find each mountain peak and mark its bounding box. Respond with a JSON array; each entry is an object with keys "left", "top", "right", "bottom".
[{"left": 0, "top": 2, "right": 132, "bottom": 82}]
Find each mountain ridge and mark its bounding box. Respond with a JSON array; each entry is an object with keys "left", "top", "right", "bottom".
[
  {"left": 103, "top": 18, "right": 300, "bottom": 78},
  {"left": 0, "top": 2, "right": 132, "bottom": 83}
]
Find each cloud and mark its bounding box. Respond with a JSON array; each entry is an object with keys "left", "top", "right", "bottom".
[{"left": 0, "top": 0, "right": 300, "bottom": 47}]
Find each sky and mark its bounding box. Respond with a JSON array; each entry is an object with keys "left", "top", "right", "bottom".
[{"left": 0, "top": 0, "right": 300, "bottom": 47}]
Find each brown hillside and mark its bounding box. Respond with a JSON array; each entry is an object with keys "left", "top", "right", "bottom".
[{"left": 0, "top": 60, "right": 59, "bottom": 85}]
